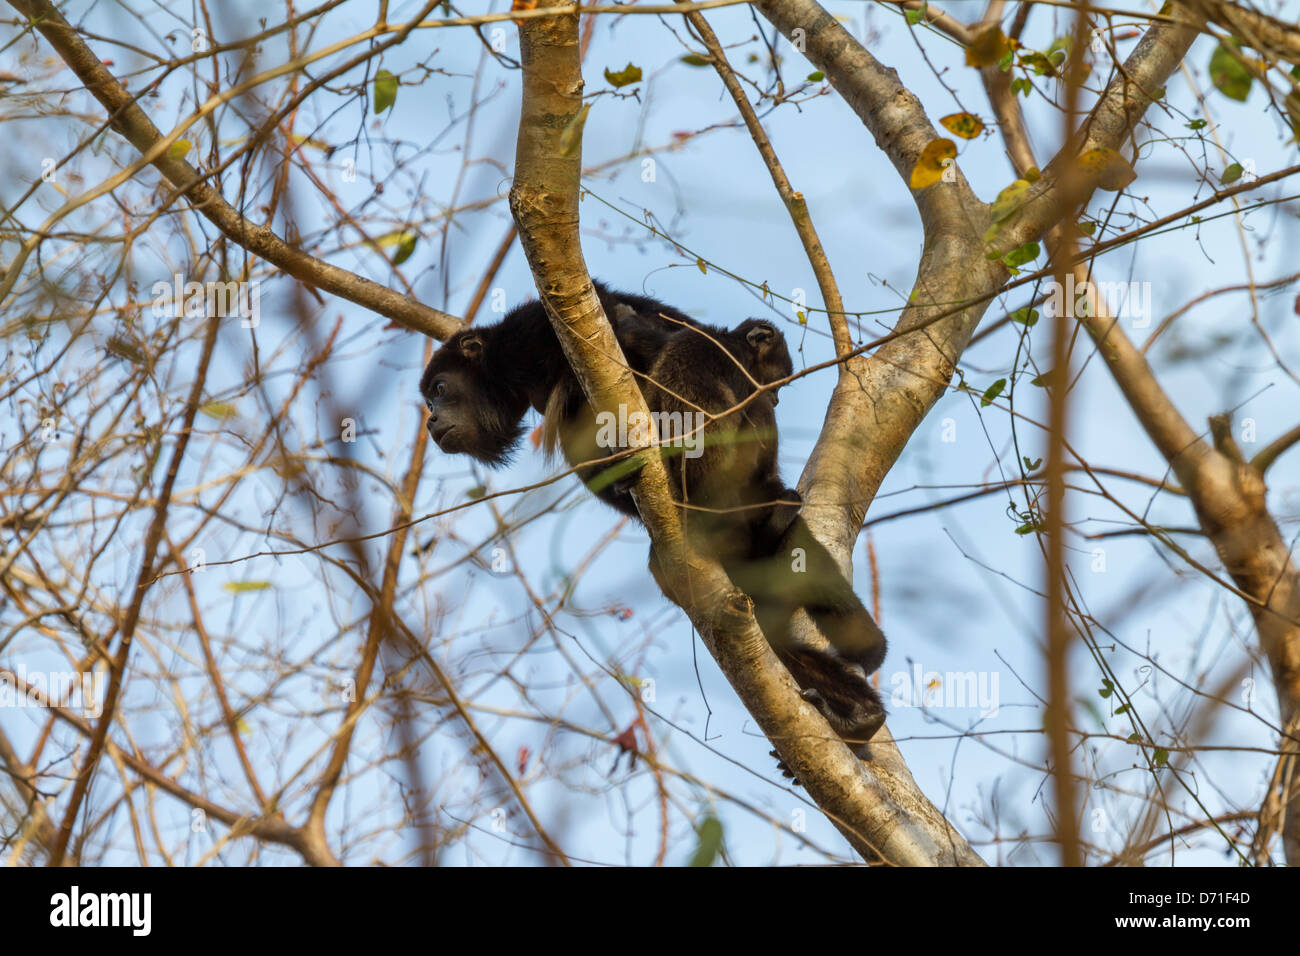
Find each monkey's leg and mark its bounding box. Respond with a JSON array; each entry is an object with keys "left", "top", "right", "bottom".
[
  {"left": 776, "top": 518, "right": 887, "bottom": 672},
  {"left": 750, "top": 483, "right": 802, "bottom": 555},
  {"left": 731, "top": 520, "right": 889, "bottom": 745}
]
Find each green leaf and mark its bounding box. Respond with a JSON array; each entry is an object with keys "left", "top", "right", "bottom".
[
  {"left": 1002, "top": 241, "right": 1040, "bottom": 268},
  {"left": 905, "top": 3, "right": 925, "bottom": 26},
  {"left": 1127, "top": 732, "right": 1142, "bottom": 743},
  {"left": 1010, "top": 307, "right": 1039, "bottom": 327},
  {"left": 1186, "top": 118, "right": 1207, "bottom": 130},
  {"left": 806, "top": 70, "right": 825, "bottom": 82},
  {"left": 980, "top": 377, "right": 1006, "bottom": 407},
  {"left": 1209, "top": 41, "right": 1251, "bottom": 102},
  {"left": 1046, "top": 35, "right": 1072, "bottom": 57},
  {"left": 1098, "top": 678, "right": 1114, "bottom": 699},
  {"left": 558, "top": 102, "right": 591, "bottom": 157},
  {"left": 1114, "top": 702, "right": 1131, "bottom": 715},
  {"left": 1220, "top": 162, "right": 1243, "bottom": 184},
  {"left": 466, "top": 484, "right": 487, "bottom": 500},
  {"left": 604, "top": 63, "right": 642, "bottom": 88},
  {"left": 394, "top": 234, "right": 418, "bottom": 265},
  {"left": 1019, "top": 50, "right": 1056, "bottom": 77},
  {"left": 1030, "top": 369, "right": 1053, "bottom": 387},
  {"left": 373, "top": 69, "right": 398, "bottom": 114},
  {"left": 680, "top": 53, "right": 710, "bottom": 67},
  {"left": 1153, "top": 748, "right": 1169, "bottom": 767},
  {"left": 688, "top": 816, "right": 724, "bottom": 866},
  {"left": 1077, "top": 219, "right": 1097, "bottom": 236},
  {"left": 378, "top": 231, "right": 419, "bottom": 265},
  {"left": 1022, "top": 456, "right": 1042, "bottom": 470}
]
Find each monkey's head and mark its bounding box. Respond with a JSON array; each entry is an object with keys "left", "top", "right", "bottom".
[
  {"left": 732, "top": 319, "right": 793, "bottom": 399},
  {"left": 420, "top": 329, "right": 528, "bottom": 467}
]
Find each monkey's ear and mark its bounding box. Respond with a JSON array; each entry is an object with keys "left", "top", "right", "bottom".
[
  {"left": 458, "top": 333, "right": 485, "bottom": 359},
  {"left": 745, "top": 322, "right": 778, "bottom": 349}
]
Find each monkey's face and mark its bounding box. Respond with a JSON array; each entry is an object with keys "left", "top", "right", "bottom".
[{"left": 420, "top": 333, "right": 525, "bottom": 467}]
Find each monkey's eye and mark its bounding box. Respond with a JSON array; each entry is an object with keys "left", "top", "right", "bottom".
[{"left": 434, "top": 381, "right": 447, "bottom": 397}]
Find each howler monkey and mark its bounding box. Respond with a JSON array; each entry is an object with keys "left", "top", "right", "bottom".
[{"left": 420, "top": 282, "right": 887, "bottom": 745}]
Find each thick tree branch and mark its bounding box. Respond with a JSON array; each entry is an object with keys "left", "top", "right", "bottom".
[
  {"left": 508, "top": 0, "right": 982, "bottom": 865},
  {"left": 746, "top": 0, "right": 1225, "bottom": 865},
  {"left": 1003, "top": 7, "right": 1205, "bottom": 248},
  {"left": 1073, "top": 269, "right": 1300, "bottom": 864},
  {"left": 1176, "top": 0, "right": 1300, "bottom": 61}
]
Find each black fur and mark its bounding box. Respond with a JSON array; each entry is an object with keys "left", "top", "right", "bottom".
[
  {"left": 639, "top": 318, "right": 887, "bottom": 743},
  {"left": 420, "top": 282, "right": 887, "bottom": 746}
]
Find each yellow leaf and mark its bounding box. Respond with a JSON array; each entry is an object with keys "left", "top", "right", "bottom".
[
  {"left": 940, "top": 112, "right": 984, "bottom": 139},
  {"left": 168, "top": 139, "right": 191, "bottom": 159},
  {"left": 990, "top": 178, "right": 1031, "bottom": 223},
  {"left": 966, "top": 26, "right": 1012, "bottom": 67},
  {"left": 909, "top": 138, "right": 956, "bottom": 190},
  {"left": 199, "top": 401, "right": 237, "bottom": 420},
  {"left": 1079, "top": 147, "right": 1136, "bottom": 191},
  {"left": 223, "top": 581, "right": 271, "bottom": 593}
]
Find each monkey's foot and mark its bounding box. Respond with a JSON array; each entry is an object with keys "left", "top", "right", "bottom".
[{"left": 777, "top": 647, "right": 887, "bottom": 745}]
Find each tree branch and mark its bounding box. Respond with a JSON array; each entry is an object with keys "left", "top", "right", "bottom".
[
  {"left": 7, "top": 0, "right": 461, "bottom": 340},
  {"left": 508, "top": 0, "right": 981, "bottom": 864}
]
